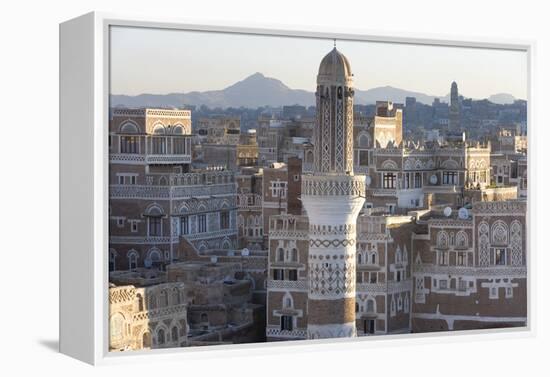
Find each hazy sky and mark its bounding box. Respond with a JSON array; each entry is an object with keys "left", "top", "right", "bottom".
[{"left": 110, "top": 26, "right": 528, "bottom": 100}]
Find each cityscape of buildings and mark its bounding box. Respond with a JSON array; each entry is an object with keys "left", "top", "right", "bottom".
[{"left": 108, "top": 46, "right": 528, "bottom": 351}]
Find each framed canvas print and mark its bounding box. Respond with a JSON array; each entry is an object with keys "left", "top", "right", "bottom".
[{"left": 59, "top": 12, "right": 534, "bottom": 365}]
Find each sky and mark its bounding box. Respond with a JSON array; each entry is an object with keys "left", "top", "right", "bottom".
[{"left": 110, "top": 26, "right": 528, "bottom": 100}]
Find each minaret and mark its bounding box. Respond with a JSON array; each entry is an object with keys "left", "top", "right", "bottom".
[
  {"left": 301, "top": 46, "right": 365, "bottom": 339},
  {"left": 449, "top": 81, "right": 460, "bottom": 130}
]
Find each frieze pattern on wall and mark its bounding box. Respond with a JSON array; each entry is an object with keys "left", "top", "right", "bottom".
[
  {"left": 309, "top": 223, "right": 355, "bottom": 236},
  {"left": 302, "top": 175, "right": 365, "bottom": 197},
  {"left": 310, "top": 238, "right": 355, "bottom": 247},
  {"left": 308, "top": 260, "right": 356, "bottom": 298},
  {"left": 472, "top": 200, "right": 526, "bottom": 215},
  {"left": 403, "top": 157, "right": 435, "bottom": 171},
  {"left": 345, "top": 98, "right": 354, "bottom": 172},
  {"left": 335, "top": 98, "right": 344, "bottom": 172},
  {"left": 510, "top": 220, "right": 523, "bottom": 266},
  {"left": 479, "top": 221, "right": 490, "bottom": 267},
  {"left": 110, "top": 287, "right": 136, "bottom": 304},
  {"left": 356, "top": 280, "right": 412, "bottom": 294},
  {"left": 266, "top": 327, "right": 307, "bottom": 339},
  {"left": 413, "top": 264, "right": 526, "bottom": 278},
  {"left": 320, "top": 93, "right": 331, "bottom": 172},
  {"left": 267, "top": 280, "right": 308, "bottom": 290},
  {"left": 269, "top": 230, "right": 309, "bottom": 240}
]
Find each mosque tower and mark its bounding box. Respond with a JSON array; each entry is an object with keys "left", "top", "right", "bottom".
[
  {"left": 449, "top": 81, "right": 460, "bottom": 130},
  {"left": 301, "top": 46, "right": 366, "bottom": 339}
]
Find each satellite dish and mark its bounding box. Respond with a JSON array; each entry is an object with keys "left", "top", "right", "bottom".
[
  {"left": 458, "top": 207, "right": 469, "bottom": 220},
  {"left": 365, "top": 176, "right": 372, "bottom": 186},
  {"left": 242, "top": 248, "right": 250, "bottom": 257},
  {"left": 144, "top": 259, "right": 152, "bottom": 268},
  {"left": 210, "top": 256, "right": 218, "bottom": 264},
  {"left": 429, "top": 174, "right": 438, "bottom": 184},
  {"left": 443, "top": 207, "right": 452, "bottom": 217}
]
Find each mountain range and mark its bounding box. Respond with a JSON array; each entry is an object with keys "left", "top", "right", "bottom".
[{"left": 110, "top": 72, "right": 519, "bottom": 109}]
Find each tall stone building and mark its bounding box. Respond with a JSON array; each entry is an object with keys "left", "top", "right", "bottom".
[
  {"left": 449, "top": 81, "right": 460, "bottom": 130},
  {"left": 301, "top": 47, "right": 366, "bottom": 339}
]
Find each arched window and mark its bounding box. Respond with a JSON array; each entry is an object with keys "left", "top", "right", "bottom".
[
  {"left": 148, "top": 294, "right": 156, "bottom": 310},
  {"left": 120, "top": 122, "right": 139, "bottom": 134},
  {"left": 277, "top": 248, "right": 284, "bottom": 262},
  {"left": 290, "top": 248, "right": 298, "bottom": 262},
  {"left": 491, "top": 221, "right": 509, "bottom": 245},
  {"left": 128, "top": 250, "right": 139, "bottom": 270},
  {"left": 160, "top": 290, "right": 169, "bottom": 307},
  {"left": 371, "top": 251, "right": 377, "bottom": 265},
  {"left": 395, "top": 247, "right": 402, "bottom": 264},
  {"left": 366, "top": 298, "right": 375, "bottom": 313},
  {"left": 358, "top": 133, "right": 370, "bottom": 148},
  {"left": 110, "top": 313, "right": 125, "bottom": 341},
  {"left": 135, "top": 293, "right": 144, "bottom": 312},
  {"left": 456, "top": 231, "right": 468, "bottom": 248},
  {"left": 146, "top": 248, "right": 161, "bottom": 268},
  {"left": 171, "top": 326, "right": 179, "bottom": 343},
  {"left": 142, "top": 332, "right": 151, "bottom": 348},
  {"left": 109, "top": 249, "right": 117, "bottom": 271},
  {"left": 358, "top": 253, "right": 363, "bottom": 264},
  {"left": 437, "top": 231, "right": 449, "bottom": 248},
  {"left": 172, "top": 288, "right": 180, "bottom": 305},
  {"left": 285, "top": 298, "right": 292, "bottom": 308},
  {"left": 157, "top": 328, "right": 165, "bottom": 345},
  {"left": 152, "top": 123, "right": 166, "bottom": 135},
  {"left": 283, "top": 293, "right": 293, "bottom": 309},
  {"left": 172, "top": 124, "right": 186, "bottom": 135}
]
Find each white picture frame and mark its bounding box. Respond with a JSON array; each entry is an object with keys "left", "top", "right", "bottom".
[{"left": 59, "top": 11, "right": 535, "bottom": 365}]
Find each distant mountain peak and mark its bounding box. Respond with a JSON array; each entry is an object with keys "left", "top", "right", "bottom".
[{"left": 110, "top": 73, "right": 519, "bottom": 109}]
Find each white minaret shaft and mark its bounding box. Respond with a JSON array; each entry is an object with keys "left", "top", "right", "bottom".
[{"left": 302, "top": 47, "right": 365, "bottom": 339}]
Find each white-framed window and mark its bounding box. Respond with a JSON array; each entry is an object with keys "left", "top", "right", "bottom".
[
  {"left": 489, "top": 286, "right": 499, "bottom": 299},
  {"left": 442, "top": 171, "right": 458, "bottom": 185},
  {"left": 280, "top": 315, "right": 293, "bottom": 331},
  {"left": 495, "top": 248, "right": 507, "bottom": 266},
  {"left": 148, "top": 217, "right": 162, "bottom": 236},
  {"left": 383, "top": 173, "right": 397, "bottom": 189},
  {"left": 120, "top": 135, "right": 139, "bottom": 154},
  {"left": 130, "top": 220, "right": 138, "bottom": 233},
  {"left": 116, "top": 173, "right": 138, "bottom": 185},
  {"left": 270, "top": 180, "right": 287, "bottom": 199},
  {"left": 505, "top": 286, "right": 513, "bottom": 298},
  {"left": 180, "top": 216, "right": 189, "bottom": 235},
  {"left": 116, "top": 218, "right": 124, "bottom": 227},
  {"left": 198, "top": 214, "right": 207, "bottom": 233}
]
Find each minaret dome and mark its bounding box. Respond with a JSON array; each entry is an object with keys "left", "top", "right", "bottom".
[{"left": 317, "top": 47, "right": 353, "bottom": 87}]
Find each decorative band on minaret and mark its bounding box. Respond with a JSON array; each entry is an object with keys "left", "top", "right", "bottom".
[{"left": 302, "top": 47, "right": 365, "bottom": 339}]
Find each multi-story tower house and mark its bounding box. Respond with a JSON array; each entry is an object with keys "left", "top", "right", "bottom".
[
  {"left": 301, "top": 47, "right": 366, "bottom": 339},
  {"left": 411, "top": 201, "right": 527, "bottom": 331},
  {"left": 449, "top": 81, "right": 460, "bottom": 131},
  {"left": 109, "top": 108, "right": 238, "bottom": 271}
]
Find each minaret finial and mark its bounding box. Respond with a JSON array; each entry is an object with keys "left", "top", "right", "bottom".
[{"left": 333, "top": 39, "right": 336, "bottom": 48}]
